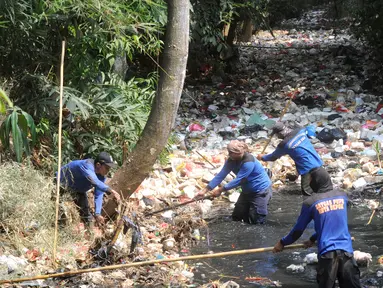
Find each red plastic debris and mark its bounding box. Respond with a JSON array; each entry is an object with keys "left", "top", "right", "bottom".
[
  {"left": 362, "top": 120, "right": 379, "bottom": 129},
  {"left": 187, "top": 123, "right": 204, "bottom": 132},
  {"left": 25, "top": 249, "right": 40, "bottom": 262},
  {"left": 335, "top": 104, "right": 349, "bottom": 113}
]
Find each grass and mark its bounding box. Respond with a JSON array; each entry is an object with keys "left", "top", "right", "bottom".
[{"left": 0, "top": 162, "right": 91, "bottom": 263}]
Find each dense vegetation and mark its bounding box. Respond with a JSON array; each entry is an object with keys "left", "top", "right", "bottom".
[
  {"left": 0, "top": 0, "right": 166, "bottom": 170},
  {"left": 0, "top": 0, "right": 382, "bottom": 171}
]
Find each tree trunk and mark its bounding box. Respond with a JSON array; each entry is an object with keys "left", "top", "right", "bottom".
[
  {"left": 226, "top": 20, "right": 238, "bottom": 47},
  {"left": 103, "top": 0, "right": 190, "bottom": 217},
  {"left": 238, "top": 18, "right": 253, "bottom": 43}
]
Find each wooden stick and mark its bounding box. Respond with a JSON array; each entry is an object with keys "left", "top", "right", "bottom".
[
  {"left": 144, "top": 194, "right": 215, "bottom": 216},
  {"left": 194, "top": 150, "right": 235, "bottom": 178},
  {"left": 109, "top": 195, "right": 129, "bottom": 248},
  {"left": 261, "top": 96, "right": 294, "bottom": 154},
  {"left": 367, "top": 201, "right": 379, "bottom": 225},
  {"left": 53, "top": 40, "right": 66, "bottom": 266},
  {"left": 366, "top": 209, "right": 376, "bottom": 225},
  {"left": 0, "top": 244, "right": 305, "bottom": 284},
  {"left": 195, "top": 150, "right": 216, "bottom": 169}
]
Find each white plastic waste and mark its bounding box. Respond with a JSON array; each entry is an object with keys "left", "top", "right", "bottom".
[
  {"left": 181, "top": 270, "right": 194, "bottom": 278},
  {"left": 352, "top": 178, "right": 367, "bottom": 189},
  {"left": 303, "top": 252, "right": 318, "bottom": 264},
  {"left": 286, "top": 264, "right": 305, "bottom": 273},
  {"left": 183, "top": 185, "right": 196, "bottom": 199},
  {"left": 353, "top": 250, "right": 372, "bottom": 266},
  {"left": 0, "top": 255, "right": 28, "bottom": 273},
  {"left": 365, "top": 199, "right": 379, "bottom": 210},
  {"left": 229, "top": 191, "right": 241, "bottom": 203},
  {"left": 162, "top": 210, "right": 174, "bottom": 219}
]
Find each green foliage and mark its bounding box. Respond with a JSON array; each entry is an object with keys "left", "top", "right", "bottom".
[
  {"left": 158, "top": 133, "right": 179, "bottom": 165},
  {"left": 0, "top": 87, "right": 13, "bottom": 114},
  {"left": 0, "top": 0, "right": 166, "bottom": 79},
  {"left": 0, "top": 0, "right": 166, "bottom": 169},
  {"left": 190, "top": 0, "right": 234, "bottom": 49},
  {"left": 0, "top": 108, "right": 37, "bottom": 162},
  {"left": 26, "top": 72, "right": 157, "bottom": 166},
  {"left": 351, "top": 0, "right": 383, "bottom": 57},
  {"left": 0, "top": 89, "right": 37, "bottom": 162}
]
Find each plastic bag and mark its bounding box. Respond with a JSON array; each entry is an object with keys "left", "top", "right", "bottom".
[{"left": 317, "top": 128, "right": 347, "bottom": 144}]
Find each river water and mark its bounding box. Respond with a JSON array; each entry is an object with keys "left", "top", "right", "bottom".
[{"left": 192, "top": 192, "right": 383, "bottom": 287}]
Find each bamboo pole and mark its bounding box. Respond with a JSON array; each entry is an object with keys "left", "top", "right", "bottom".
[
  {"left": 260, "top": 95, "right": 294, "bottom": 154},
  {"left": 366, "top": 209, "right": 376, "bottom": 225},
  {"left": 0, "top": 244, "right": 305, "bottom": 284},
  {"left": 194, "top": 150, "right": 235, "bottom": 178},
  {"left": 53, "top": 40, "right": 66, "bottom": 266},
  {"left": 195, "top": 150, "right": 216, "bottom": 169}
]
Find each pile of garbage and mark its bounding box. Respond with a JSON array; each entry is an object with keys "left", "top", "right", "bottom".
[{"left": 177, "top": 7, "right": 383, "bottom": 198}]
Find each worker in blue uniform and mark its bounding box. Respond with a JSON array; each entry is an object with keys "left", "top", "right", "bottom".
[
  {"left": 196, "top": 140, "right": 272, "bottom": 224},
  {"left": 257, "top": 122, "right": 332, "bottom": 195},
  {"left": 59, "top": 152, "right": 120, "bottom": 226},
  {"left": 272, "top": 175, "right": 361, "bottom": 288}
]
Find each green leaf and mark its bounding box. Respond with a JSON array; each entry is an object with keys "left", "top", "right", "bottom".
[
  {"left": 0, "top": 123, "right": 6, "bottom": 147},
  {"left": 0, "top": 88, "right": 13, "bottom": 108},
  {"left": 18, "top": 113, "right": 28, "bottom": 134},
  {"left": 4, "top": 115, "right": 12, "bottom": 148},
  {"left": 22, "top": 111, "right": 37, "bottom": 143},
  {"left": 0, "top": 100, "right": 5, "bottom": 115},
  {"left": 11, "top": 110, "right": 23, "bottom": 162},
  {"left": 0, "top": 88, "right": 13, "bottom": 115},
  {"left": 21, "top": 130, "right": 31, "bottom": 155}
]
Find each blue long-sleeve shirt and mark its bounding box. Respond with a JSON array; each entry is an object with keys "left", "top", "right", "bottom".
[
  {"left": 280, "top": 190, "right": 353, "bottom": 256},
  {"left": 207, "top": 152, "right": 271, "bottom": 193},
  {"left": 262, "top": 128, "right": 323, "bottom": 175},
  {"left": 59, "top": 159, "right": 110, "bottom": 214}
]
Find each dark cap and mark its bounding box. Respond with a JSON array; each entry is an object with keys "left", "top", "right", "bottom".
[
  {"left": 272, "top": 122, "right": 285, "bottom": 135},
  {"left": 95, "top": 152, "right": 117, "bottom": 168}
]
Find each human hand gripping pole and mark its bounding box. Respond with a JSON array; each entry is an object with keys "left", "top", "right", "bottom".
[{"left": 109, "top": 189, "right": 121, "bottom": 202}]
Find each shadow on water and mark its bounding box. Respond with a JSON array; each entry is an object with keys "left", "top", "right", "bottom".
[{"left": 192, "top": 192, "right": 383, "bottom": 287}]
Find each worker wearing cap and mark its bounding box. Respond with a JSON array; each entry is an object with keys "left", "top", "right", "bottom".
[
  {"left": 59, "top": 152, "right": 120, "bottom": 225},
  {"left": 257, "top": 122, "right": 332, "bottom": 195},
  {"left": 272, "top": 175, "right": 361, "bottom": 288},
  {"left": 196, "top": 140, "right": 272, "bottom": 224}
]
